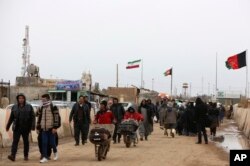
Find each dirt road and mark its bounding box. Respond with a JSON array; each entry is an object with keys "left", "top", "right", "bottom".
[{"left": 0, "top": 125, "right": 229, "bottom": 166}]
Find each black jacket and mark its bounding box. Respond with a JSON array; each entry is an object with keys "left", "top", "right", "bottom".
[
  {"left": 69, "top": 103, "right": 90, "bottom": 124},
  {"left": 110, "top": 103, "right": 125, "bottom": 123},
  {"left": 194, "top": 102, "right": 207, "bottom": 125},
  {"left": 208, "top": 107, "right": 219, "bottom": 117},
  {"left": 6, "top": 99, "right": 35, "bottom": 132}
]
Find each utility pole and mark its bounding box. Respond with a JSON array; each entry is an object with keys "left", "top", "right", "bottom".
[
  {"left": 215, "top": 53, "right": 218, "bottom": 101},
  {"left": 202, "top": 77, "right": 204, "bottom": 95},
  {"left": 189, "top": 82, "right": 192, "bottom": 98},
  {"left": 152, "top": 78, "right": 154, "bottom": 91},
  {"left": 208, "top": 82, "right": 210, "bottom": 96},
  {"left": 116, "top": 64, "right": 119, "bottom": 87}
]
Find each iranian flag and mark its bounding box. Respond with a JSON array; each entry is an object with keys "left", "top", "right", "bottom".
[
  {"left": 126, "top": 59, "right": 141, "bottom": 69},
  {"left": 225, "top": 51, "right": 246, "bottom": 70}
]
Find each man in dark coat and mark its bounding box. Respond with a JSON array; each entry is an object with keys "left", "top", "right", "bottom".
[
  {"left": 185, "top": 102, "right": 196, "bottom": 135},
  {"left": 194, "top": 97, "right": 208, "bottom": 144},
  {"left": 110, "top": 98, "right": 125, "bottom": 143},
  {"left": 6, "top": 93, "right": 35, "bottom": 161},
  {"left": 69, "top": 95, "right": 90, "bottom": 146},
  {"left": 208, "top": 103, "right": 219, "bottom": 139}
]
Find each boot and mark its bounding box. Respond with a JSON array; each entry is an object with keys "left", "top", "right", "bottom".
[
  {"left": 164, "top": 129, "right": 168, "bottom": 136},
  {"left": 118, "top": 138, "right": 121, "bottom": 143},
  {"left": 8, "top": 155, "right": 15, "bottom": 162},
  {"left": 24, "top": 156, "right": 29, "bottom": 161}
]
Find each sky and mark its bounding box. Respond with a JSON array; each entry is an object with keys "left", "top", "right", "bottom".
[{"left": 0, "top": 0, "right": 250, "bottom": 96}]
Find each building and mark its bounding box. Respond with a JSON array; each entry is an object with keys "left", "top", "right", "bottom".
[{"left": 106, "top": 87, "right": 140, "bottom": 104}]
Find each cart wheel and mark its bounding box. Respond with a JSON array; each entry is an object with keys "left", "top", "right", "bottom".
[
  {"left": 125, "top": 135, "right": 131, "bottom": 148},
  {"left": 98, "top": 145, "right": 103, "bottom": 161},
  {"left": 103, "top": 144, "right": 109, "bottom": 159}
]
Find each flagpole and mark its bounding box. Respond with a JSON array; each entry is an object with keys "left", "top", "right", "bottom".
[
  {"left": 141, "top": 59, "right": 143, "bottom": 88},
  {"left": 171, "top": 67, "right": 173, "bottom": 97},
  {"left": 246, "top": 49, "right": 248, "bottom": 98},
  {"left": 116, "top": 64, "right": 119, "bottom": 87},
  {"left": 216, "top": 52, "right": 218, "bottom": 94}
]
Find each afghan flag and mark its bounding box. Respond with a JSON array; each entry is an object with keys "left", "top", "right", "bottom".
[
  {"left": 164, "top": 68, "right": 172, "bottom": 76},
  {"left": 226, "top": 51, "right": 247, "bottom": 70},
  {"left": 126, "top": 59, "right": 141, "bottom": 69}
]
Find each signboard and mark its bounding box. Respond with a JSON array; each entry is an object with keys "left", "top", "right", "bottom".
[
  {"left": 217, "top": 91, "right": 225, "bottom": 98},
  {"left": 217, "top": 91, "right": 241, "bottom": 99},
  {"left": 56, "top": 80, "right": 82, "bottom": 91}
]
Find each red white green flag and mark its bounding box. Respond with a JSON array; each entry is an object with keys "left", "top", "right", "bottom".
[{"left": 126, "top": 59, "right": 141, "bottom": 69}]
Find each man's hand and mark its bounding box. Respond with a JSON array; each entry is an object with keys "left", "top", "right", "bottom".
[{"left": 52, "top": 128, "right": 57, "bottom": 134}]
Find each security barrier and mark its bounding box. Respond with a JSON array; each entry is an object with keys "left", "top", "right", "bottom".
[
  {"left": 233, "top": 105, "right": 250, "bottom": 139},
  {"left": 0, "top": 106, "right": 75, "bottom": 148}
]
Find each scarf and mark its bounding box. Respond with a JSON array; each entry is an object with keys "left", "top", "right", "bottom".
[{"left": 42, "top": 100, "right": 51, "bottom": 108}]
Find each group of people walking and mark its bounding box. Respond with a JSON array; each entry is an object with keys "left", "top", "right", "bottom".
[
  {"left": 157, "top": 97, "right": 226, "bottom": 144},
  {"left": 5, "top": 93, "right": 227, "bottom": 163},
  {"left": 6, "top": 93, "right": 60, "bottom": 163}
]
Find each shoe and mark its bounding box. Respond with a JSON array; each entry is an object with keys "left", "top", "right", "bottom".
[
  {"left": 145, "top": 137, "right": 148, "bottom": 141},
  {"left": 8, "top": 155, "right": 15, "bottom": 162},
  {"left": 164, "top": 131, "right": 168, "bottom": 136},
  {"left": 140, "top": 138, "right": 143, "bottom": 141},
  {"left": 75, "top": 143, "right": 79, "bottom": 146},
  {"left": 40, "top": 157, "right": 48, "bottom": 163},
  {"left": 24, "top": 156, "right": 29, "bottom": 161},
  {"left": 54, "top": 152, "right": 58, "bottom": 161},
  {"left": 196, "top": 142, "right": 202, "bottom": 144},
  {"left": 171, "top": 132, "right": 175, "bottom": 138},
  {"left": 205, "top": 142, "right": 208, "bottom": 144}
]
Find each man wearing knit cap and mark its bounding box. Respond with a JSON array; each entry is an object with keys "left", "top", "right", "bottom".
[{"left": 94, "top": 100, "right": 115, "bottom": 124}]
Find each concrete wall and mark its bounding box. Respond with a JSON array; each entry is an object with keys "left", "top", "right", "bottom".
[
  {"left": 233, "top": 105, "right": 250, "bottom": 139},
  {"left": 0, "top": 106, "right": 73, "bottom": 148}
]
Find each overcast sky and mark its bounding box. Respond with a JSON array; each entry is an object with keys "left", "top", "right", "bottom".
[{"left": 1, "top": 0, "right": 250, "bottom": 96}]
